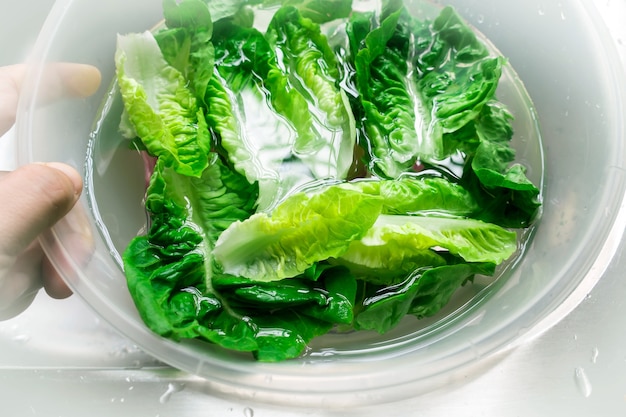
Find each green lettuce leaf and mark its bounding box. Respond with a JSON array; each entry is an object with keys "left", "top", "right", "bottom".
[
  {"left": 355, "top": 260, "right": 495, "bottom": 333},
  {"left": 348, "top": 8, "right": 419, "bottom": 178},
  {"left": 213, "top": 175, "right": 490, "bottom": 283},
  {"left": 372, "top": 176, "right": 479, "bottom": 216},
  {"left": 266, "top": 6, "right": 356, "bottom": 179},
  {"left": 282, "top": 0, "right": 353, "bottom": 23},
  {"left": 463, "top": 102, "right": 542, "bottom": 227},
  {"left": 213, "top": 183, "right": 384, "bottom": 281},
  {"left": 115, "top": 31, "right": 211, "bottom": 177},
  {"left": 206, "top": 22, "right": 315, "bottom": 210},
  {"left": 163, "top": 0, "right": 213, "bottom": 32},
  {"left": 124, "top": 156, "right": 358, "bottom": 361},
  {"left": 158, "top": 0, "right": 215, "bottom": 108},
  {"left": 123, "top": 155, "right": 257, "bottom": 339},
  {"left": 346, "top": 5, "right": 541, "bottom": 225},
  {"left": 213, "top": 266, "right": 357, "bottom": 325},
  {"left": 339, "top": 214, "right": 517, "bottom": 269},
  {"left": 205, "top": 15, "right": 355, "bottom": 210}
]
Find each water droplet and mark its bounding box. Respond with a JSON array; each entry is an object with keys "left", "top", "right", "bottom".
[
  {"left": 476, "top": 14, "right": 484, "bottom": 24},
  {"left": 538, "top": 5, "right": 546, "bottom": 16},
  {"left": 159, "top": 383, "right": 185, "bottom": 404},
  {"left": 591, "top": 347, "right": 599, "bottom": 364},
  {"left": 243, "top": 407, "right": 254, "bottom": 417},
  {"left": 574, "top": 367, "right": 592, "bottom": 398},
  {"left": 560, "top": 10, "right": 566, "bottom": 20}
]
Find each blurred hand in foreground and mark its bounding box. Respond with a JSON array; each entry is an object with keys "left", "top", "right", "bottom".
[{"left": 0, "top": 63, "right": 101, "bottom": 320}]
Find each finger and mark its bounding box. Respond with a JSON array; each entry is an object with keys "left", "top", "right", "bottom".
[
  {"left": 41, "top": 255, "right": 72, "bottom": 299},
  {"left": 0, "top": 63, "right": 102, "bottom": 136},
  {"left": 0, "top": 64, "right": 28, "bottom": 136},
  {"left": 0, "top": 163, "right": 82, "bottom": 258},
  {"left": 38, "top": 63, "right": 102, "bottom": 102},
  {"left": 40, "top": 201, "right": 95, "bottom": 298},
  {"left": 0, "top": 241, "right": 43, "bottom": 320}
]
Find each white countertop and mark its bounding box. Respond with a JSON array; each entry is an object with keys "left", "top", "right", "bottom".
[{"left": 1, "top": 1, "right": 626, "bottom": 416}]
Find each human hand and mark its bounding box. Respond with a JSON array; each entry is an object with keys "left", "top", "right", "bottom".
[{"left": 0, "top": 63, "right": 101, "bottom": 320}]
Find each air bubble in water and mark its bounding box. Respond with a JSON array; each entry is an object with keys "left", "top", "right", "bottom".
[
  {"left": 243, "top": 407, "right": 254, "bottom": 417},
  {"left": 591, "top": 347, "right": 599, "bottom": 364}
]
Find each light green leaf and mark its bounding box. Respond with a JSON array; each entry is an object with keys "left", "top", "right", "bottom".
[
  {"left": 115, "top": 31, "right": 210, "bottom": 177},
  {"left": 213, "top": 185, "right": 384, "bottom": 281}
]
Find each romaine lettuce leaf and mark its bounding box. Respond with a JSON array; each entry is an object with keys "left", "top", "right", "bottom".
[
  {"left": 355, "top": 260, "right": 495, "bottom": 333},
  {"left": 163, "top": 0, "right": 213, "bottom": 32},
  {"left": 347, "top": 5, "right": 541, "bottom": 225},
  {"left": 348, "top": 8, "right": 420, "bottom": 178},
  {"left": 266, "top": 6, "right": 356, "bottom": 179},
  {"left": 205, "top": 23, "right": 305, "bottom": 210},
  {"left": 339, "top": 214, "right": 517, "bottom": 269},
  {"left": 213, "top": 174, "right": 500, "bottom": 283},
  {"left": 375, "top": 176, "right": 479, "bottom": 216},
  {"left": 124, "top": 156, "right": 358, "bottom": 361},
  {"left": 281, "top": 0, "right": 353, "bottom": 23},
  {"left": 158, "top": 0, "right": 215, "bottom": 109},
  {"left": 463, "top": 102, "right": 542, "bottom": 227},
  {"left": 204, "top": 16, "right": 355, "bottom": 210},
  {"left": 213, "top": 183, "right": 384, "bottom": 281},
  {"left": 115, "top": 31, "right": 211, "bottom": 177},
  {"left": 123, "top": 155, "right": 257, "bottom": 339}
]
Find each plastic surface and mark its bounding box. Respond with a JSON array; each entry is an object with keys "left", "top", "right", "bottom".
[{"left": 15, "top": 0, "right": 626, "bottom": 408}]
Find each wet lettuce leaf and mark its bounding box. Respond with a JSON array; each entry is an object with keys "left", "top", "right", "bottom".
[
  {"left": 355, "top": 260, "right": 495, "bottom": 333},
  {"left": 123, "top": 156, "right": 257, "bottom": 339},
  {"left": 205, "top": 22, "right": 307, "bottom": 210},
  {"left": 266, "top": 6, "right": 356, "bottom": 179},
  {"left": 348, "top": 8, "right": 418, "bottom": 178},
  {"left": 282, "top": 0, "right": 352, "bottom": 23},
  {"left": 338, "top": 214, "right": 517, "bottom": 272},
  {"left": 213, "top": 181, "right": 384, "bottom": 281},
  {"left": 204, "top": 14, "right": 355, "bottom": 211},
  {"left": 115, "top": 31, "right": 211, "bottom": 177},
  {"left": 123, "top": 157, "right": 358, "bottom": 361},
  {"left": 347, "top": 5, "right": 541, "bottom": 226},
  {"left": 213, "top": 175, "right": 513, "bottom": 282}
]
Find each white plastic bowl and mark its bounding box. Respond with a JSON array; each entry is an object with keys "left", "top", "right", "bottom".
[{"left": 16, "top": 0, "right": 626, "bottom": 407}]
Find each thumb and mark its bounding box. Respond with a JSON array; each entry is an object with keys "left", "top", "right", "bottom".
[{"left": 0, "top": 163, "right": 83, "bottom": 257}]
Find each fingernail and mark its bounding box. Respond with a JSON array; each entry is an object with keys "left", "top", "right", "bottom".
[{"left": 40, "top": 162, "right": 83, "bottom": 197}]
